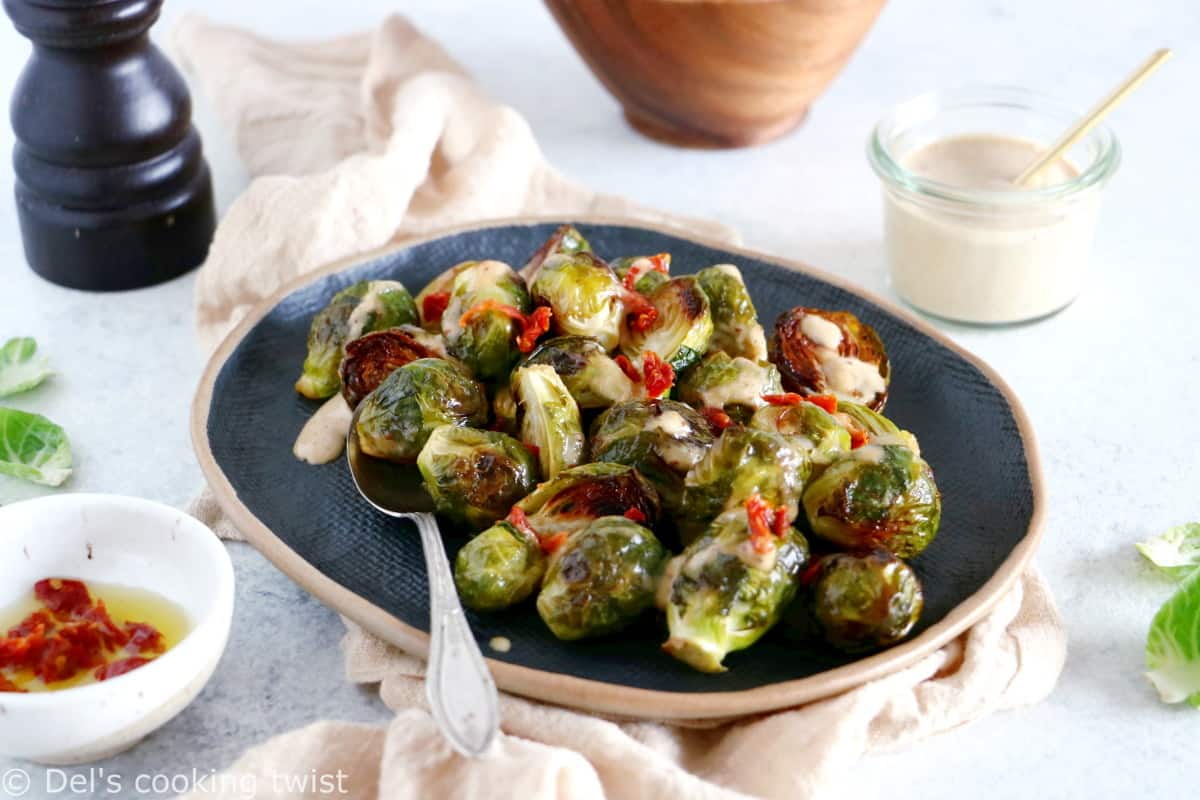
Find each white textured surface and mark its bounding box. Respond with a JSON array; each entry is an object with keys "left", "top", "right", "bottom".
[{"left": 0, "top": 0, "right": 1197, "bottom": 797}]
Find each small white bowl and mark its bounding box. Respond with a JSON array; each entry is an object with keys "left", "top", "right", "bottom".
[{"left": 0, "top": 494, "right": 234, "bottom": 765}]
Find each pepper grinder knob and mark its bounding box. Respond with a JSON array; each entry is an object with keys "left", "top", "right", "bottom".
[{"left": 5, "top": 0, "right": 216, "bottom": 291}]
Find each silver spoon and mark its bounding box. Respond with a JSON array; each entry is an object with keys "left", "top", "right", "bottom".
[{"left": 347, "top": 410, "right": 500, "bottom": 757}]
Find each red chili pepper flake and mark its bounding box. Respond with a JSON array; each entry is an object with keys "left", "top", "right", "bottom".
[
  {"left": 539, "top": 531, "right": 569, "bottom": 555},
  {"left": 744, "top": 493, "right": 790, "bottom": 555},
  {"left": 799, "top": 559, "right": 824, "bottom": 587},
  {"left": 522, "top": 442, "right": 541, "bottom": 459},
  {"left": 761, "top": 393, "right": 839, "bottom": 414},
  {"left": 806, "top": 394, "right": 839, "bottom": 414},
  {"left": 849, "top": 429, "right": 870, "bottom": 449},
  {"left": 422, "top": 292, "right": 451, "bottom": 325},
  {"left": 621, "top": 253, "right": 670, "bottom": 292},
  {"left": 459, "top": 300, "right": 552, "bottom": 354},
  {"left": 506, "top": 507, "right": 539, "bottom": 541},
  {"left": 94, "top": 657, "right": 153, "bottom": 682},
  {"left": 642, "top": 351, "right": 675, "bottom": 399},
  {"left": 623, "top": 507, "right": 647, "bottom": 523},
  {"left": 614, "top": 354, "right": 641, "bottom": 383},
  {"left": 124, "top": 622, "right": 165, "bottom": 656},
  {"left": 701, "top": 407, "right": 734, "bottom": 432},
  {"left": 623, "top": 291, "right": 658, "bottom": 333},
  {"left": 761, "top": 393, "right": 803, "bottom": 407},
  {"left": 35, "top": 578, "right": 92, "bottom": 618}
]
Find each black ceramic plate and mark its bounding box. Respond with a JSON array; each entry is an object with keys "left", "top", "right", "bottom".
[{"left": 193, "top": 218, "right": 1044, "bottom": 719}]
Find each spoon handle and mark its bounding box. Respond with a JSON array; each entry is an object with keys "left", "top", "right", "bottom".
[{"left": 412, "top": 511, "right": 500, "bottom": 757}]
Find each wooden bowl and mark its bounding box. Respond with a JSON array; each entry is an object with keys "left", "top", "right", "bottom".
[{"left": 545, "top": 0, "right": 886, "bottom": 148}]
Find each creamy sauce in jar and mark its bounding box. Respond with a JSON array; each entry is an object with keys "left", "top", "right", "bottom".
[{"left": 884, "top": 134, "right": 1102, "bottom": 324}]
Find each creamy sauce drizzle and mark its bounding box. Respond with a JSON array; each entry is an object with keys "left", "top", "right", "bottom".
[
  {"left": 347, "top": 280, "right": 405, "bottom": 340},
  {"left": 293, "top": 394, "right": 353, "bottom": 464},
  {"left": 800, "top": 314, "right": 843, "bottom": 350},
  {"left": 697, "top": 358, "right": 773, "bottom": 411}
]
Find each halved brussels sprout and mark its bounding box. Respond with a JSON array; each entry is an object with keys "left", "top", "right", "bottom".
[
  {"left": 354, "top": 358, "right": 488, "bottom": 463},
  {"left": 589, "top": 399, "right": 713, "bottom": 514},
  {"left": 802, "top": 443, "right": 941, "bottom": 558},
  {"left": 415, "top": 260, "right": 476, "bottom": 331},
  {"left": 339, "top": 329, "right": 438, "bottom": 408},
  {"left": 512, "top": 364, "right": 585, "bottom": 479},
  {"left": 834, "top": 400, "right": 920, "bottom": 453},
  {"left": 612, "top": 254, "right": 671, "bottom": 296},
  {"left": 454, "top": 521, "right": 546, "bottom": 611},
  {"left": 530, "top": 252, "right": 626, "bottom": 350},
  {"left": 441, "top": 260, "right": 534, "bottom": 382},
  {"left": 296, "top": 280, "right": 419, "bottom": 399},
  {"left": 662, "top": 507, "right": 809, "bottom": 672},
  {"left": 695, "top": 264, "right": 767, "bottom": 361},
  {"left": 620, "top": 276, "right": 713, "bottom": 374},
  {"left": 769, "top": 307, "right": 890, "bottom": 411},
  {"left": 804, "top": 550, "right": 924, "bottom": 652},
  {"left": 515, "top": 462, "right": 661, "bottom": 540},
  {"left": 749, "top": 402, "right": 852, "bottom": 464},
  {"left": 537, "top": 516, "right": 668, "bottom": 640},
  {"left": 682, "top": 426, "right": 809, "bottom": 529},
  {"left": 521, "top": 224, "right": 592, "bottom": 284},
  {"left": 521, "top": 336, "right": 636, "bottom": 409},
  {"left": 417, "top": 425, "right": 539, "bottom": 530},
  {"left": 675, "top": 351, "right": 782, "bottom": 424}
]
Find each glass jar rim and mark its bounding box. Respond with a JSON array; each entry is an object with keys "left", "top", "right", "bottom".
[{"left": 867, "top": 85, "right": 1122, "bottom": 206}]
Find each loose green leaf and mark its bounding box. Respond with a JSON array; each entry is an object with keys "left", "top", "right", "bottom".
[
  {"left": 0, "top": 407, "right": 72, "bottom": 486},
  {"left": 1137, "top": 523, "right": 1200, "bottom": 580},
  {"left": 0, "top": 337, "right": 52, "bottom": 397},
  {"left": 1145, "top": 569, "right": 1200, "bottom": 707}
]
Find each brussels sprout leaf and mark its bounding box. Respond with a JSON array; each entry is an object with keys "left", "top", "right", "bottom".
[
  {"left": 0, "top": 407, "right": 72, "bottom": 486},
  {"left": 0, "top": 337, "right": 52, "bottom": 397},
  {"left": 1145, "top": 569, "right": 1200, "bottom": 707},
  {"left": 1137, "top": 523, "right": 1200, "bottom": 580}
]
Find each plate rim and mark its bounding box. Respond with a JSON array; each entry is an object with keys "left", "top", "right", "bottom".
[{"left": 190, "top": 214, "right": 1046, "bottom": 720}]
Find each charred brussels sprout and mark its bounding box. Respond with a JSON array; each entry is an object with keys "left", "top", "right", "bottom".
[
  {"left": 834, "top": 401, "right": 919, "bottom": 453},
  {"left": 339, "top": 328, "right": 437, "bottom": 408},
  {"left": 521, "top": 336, "right": 636, "bottom": 409},
  {"left": 516, "top": 462, "right": 661, "bottom": 540},
  {"left": 676, "top": 352, "right": 782, "bottom": 424},
  {"left": 612, "top": 254, "right": 671, "bottom": 295},
  {"left": 296, "top": 280, "right": 419, "bottom": 399},
  {"left": 417, "top": 426, "right": 538, "bottom": 530},
  {"left": 695, "top": 264, "right": 767, "bottom": 361},
  {"left": 620, "top": 276, "right": 713, "bottom": 374},
  {"left": 805, "top": 550, "right": 924, "bottom": 652},
  {"left": 441, "top": 260, "right": 533, "bottom": 381},
  {"left": 530, "top": 252, "right": 625, "bottom": 350},
  {"left": 354, "top": 358, "right": 488, "bottom": 463},
  {"left": 802, "top": 443, "right": 940, "bottom": 558},
  {"left": 770, "top": 307, "right": 890, "bottom": 411},
  {"left": 512, "top": 365, "right": 585, "bottom": 479},
  {"left": 682, "top": 427, "right": 809, "bottom": 527},
  {"left": 537, "top": 516, "right": 668, "bottom": 640},
  {"left": 589, "top": 399, "right": 713, "bottom": 513},
  {"left": 662, "top": 508, "right": 809, "bottom": 672},
  {"left": 750, "top": 402, "right": 851, "bottom": 464},
  {"left": 522, "top": 224, "right": 592, "bottom": 283},
  {"left": 454, "top": 521, "right": 546, "bottom": 611}
]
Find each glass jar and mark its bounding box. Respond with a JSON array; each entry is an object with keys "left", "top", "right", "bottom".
[{"left": 868, "top": 86, "right": 1121, "bottom": 325}]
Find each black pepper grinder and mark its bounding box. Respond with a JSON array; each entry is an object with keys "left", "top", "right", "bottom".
[{"left": 4, "top": 0, "right": 215, "bottom": 291}]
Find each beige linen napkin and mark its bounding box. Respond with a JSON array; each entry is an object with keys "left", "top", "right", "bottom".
[{"left": 176, "top": 14, "right": 1065, "bottom": 800}]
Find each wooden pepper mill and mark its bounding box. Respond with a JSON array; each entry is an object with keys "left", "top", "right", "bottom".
[{"left": 5, "top": 0, "right": 215, "bottom": 291}]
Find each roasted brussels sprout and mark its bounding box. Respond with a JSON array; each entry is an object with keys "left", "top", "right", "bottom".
[
  {"left": 520, "top": 336, "right": 636, "bottom": 409},
  {"left": 612, "top": 253, "right": 671, "bottom": 296},
  {"left": 695, "top": 264, "right": 767, "bottom": 361},
  {"left": 676, "top": 351, "right": 782, "bottom": 424},
  {"left": 802, "top": 442, "right": 941, "bottom": 558},
  {"left": 530, "top": 252, "right": 626, "bottom": 350},
  {"left": 802, "top": 550, "right": 924, "bottom": 652},
  {"left": 682, "top": 426, "right": 809, "bottom": 528},
  {"left": 354, "top": 358, "right": 488, "bottom": 463},
  {"left": 589, "top": 399, "right": 713, "bottom": 513},
  {"left": 415, "top": 260, "right": 476, "bottom": 331},
  {"left": 454, "top": 521, "right": 546, "bottom": 611},
  {"left": 769, "top": 307, "right": 890, "bottom": 411},
  {"left": 514, "top": 462, "right": 661, "bottom": 540},
  {"left": 834, "top": 400, "right": 919, "bottom": 453},
  {"left": 417, "top": 425, "right": 539, "bottom": 530},
  {"left": 440, "top": 260, "right": 535, "bottom": 381},
  {"left": 749, "top": 401, "right": 852, "bottom": 464},
  {"left": 296, "top": 280, "right": 419, "bottom": 399},
  {"left": 491, "top": 383, "right": 519, "bottom": 435},
  {"left": 620, "top": 276, "right": 713, "bottom": 374},
  {"left": 339, "top": 328, "right": 437, "bottom": 408},
  {"left": 537, "top": 516, "right": 668, "bottom": 640},
  {"left": 662, "top": 506, "right": 809, "bottom": 672},
  {"left": 512, "top": 365, "right": 585, "bottom": 479},
  {"left": 521, "top": 224, "right": 592, "bottom": 283}
]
